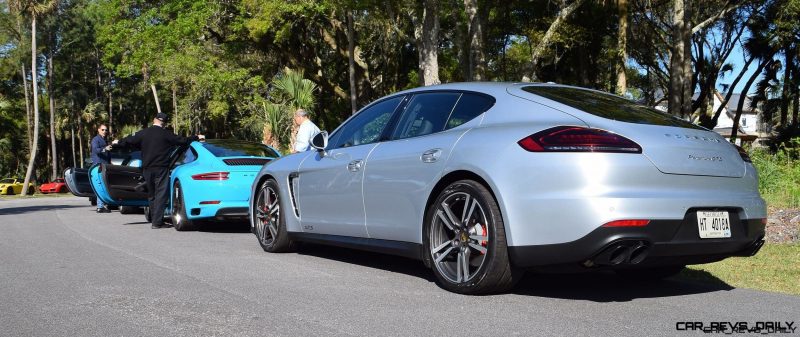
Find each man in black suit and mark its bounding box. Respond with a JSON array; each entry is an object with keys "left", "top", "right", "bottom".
[{"left": 113, "top": 113, "right": 205, "bottom": 229}]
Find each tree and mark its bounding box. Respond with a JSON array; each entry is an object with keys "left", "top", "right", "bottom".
[
  {"left": 9, "top": 0, "right": 59, "bottom": 195},
  {"left": 463, "top": 0, "right": 486, "bottom": 81},
  {"left": 414, "top": 0, "right": 441, "bottom": 86},
  {"left": 616, "top": 0, "right": 628, "bottom": 95},
  {"left": 527, "top": 0, "right": 586, "bottom": 82}
]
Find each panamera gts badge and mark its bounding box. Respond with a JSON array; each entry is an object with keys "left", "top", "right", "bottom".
[{"left": 688, "top": 154, "right": 723, "bottom": 162}]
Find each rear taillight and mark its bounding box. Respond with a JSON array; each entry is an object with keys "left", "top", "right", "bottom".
[
  {"left": 733, "top": 144, "right": 752, "bottom": 163},
  {"left": 191, "top": 172, "right": 229, "bottom": 180},
  {"left": 602, "top": 219, "right": 650, "bottom": 227},
  {"left": 518, "top": 126, "right": 642, "bottom": 153}
]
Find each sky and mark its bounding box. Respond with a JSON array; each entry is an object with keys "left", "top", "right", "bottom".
[{"left": 720, "top": 38, "right": 760, "bottom": 96}]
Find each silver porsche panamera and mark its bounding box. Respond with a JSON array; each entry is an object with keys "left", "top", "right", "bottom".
[{"left": 249, "top": 82, "right": 766, "bottom": 294}]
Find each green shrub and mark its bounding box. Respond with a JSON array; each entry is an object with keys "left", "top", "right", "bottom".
[{"left": 750, "top": 139, "right": 800, "bottom": 208}]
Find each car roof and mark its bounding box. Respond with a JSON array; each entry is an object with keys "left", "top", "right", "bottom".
[{"left": 389, "top": 82, "right": 596, "bottom": 98}]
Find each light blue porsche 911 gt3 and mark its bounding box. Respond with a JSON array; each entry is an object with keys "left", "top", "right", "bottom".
[{"left": 88, "top": 139, "right": 280, "bottom": 230}]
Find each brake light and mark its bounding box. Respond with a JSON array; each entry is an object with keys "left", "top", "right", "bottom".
[
  {"left": 602, "top": 219, "right": 650, "bottom": 227},
  {"left": 733, "top": 144, "right": 752, "bottom": 163},
  {"left": 191, "top": 172, "right": 229, "bottom": 180},
  {"left": 518, "top": 126, "right": 642, "bottom": 153}
]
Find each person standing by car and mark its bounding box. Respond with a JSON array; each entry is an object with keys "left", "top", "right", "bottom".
[
  {"left": 292, "top": 108, "right": 320, "bottom": 153},
  {"left": 112, "top": 113, "right": 205, "bottom": 229},
  {"left": 91, "top": 124, "right": 112, "bottom": 213}
]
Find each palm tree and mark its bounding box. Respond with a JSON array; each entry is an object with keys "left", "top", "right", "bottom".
[
  {"left": 730, "top": 12, "right": 781, "bottom": 141},
  {"left": 261, "top": 69, "right": 318, "bottom": 151},
  {"left": 9, "top": 0, "right": 59, "bottom": 195}
]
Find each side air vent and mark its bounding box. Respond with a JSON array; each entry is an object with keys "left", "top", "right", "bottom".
[
  {"left": 223, "top": 158, "right": 272, "bottom": 166},
  {"left": 288, "top": 172, "right": 300, "bottom": 217}
]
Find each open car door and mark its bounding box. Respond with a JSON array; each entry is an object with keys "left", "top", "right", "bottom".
[
  {"left": 89, "top": 164, "right": 149, "bottom": 207},
  {"left": 63, "top": 167, "right": 95, "bottom": 197}
]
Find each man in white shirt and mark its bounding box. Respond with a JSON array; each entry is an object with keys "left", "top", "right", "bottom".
[{"left": 293, "top": 108, "right": 321, "bottom": 153}]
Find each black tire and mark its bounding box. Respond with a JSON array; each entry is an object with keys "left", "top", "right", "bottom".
[
  {"left": 424, "top": 180, "right": 520, "bottom": 295},
  {"left": 615, "top": 265, "right": 685, "bottom": 282},
  {"left": 144, "top": 206, "right": 151, "bottom": 223},
  {"left": 172, "top": 180, "right": 196, "bottom": 231},
  {"left": 90, "top": 196, "right": 97, "bottom": 206},
  {"left": 253, "top": 179, "right": 295, "bottom": 252},
  {"left": 119, "top": 206, "right": 133, "bottom": 214},
  {"left": 6, "top": 188, "right": 14, "bottom": 195}
]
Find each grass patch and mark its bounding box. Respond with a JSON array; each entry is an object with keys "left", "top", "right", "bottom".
[
  {"left": 679, "top": 244, "right": 800, "bottom": 295},
  {"left": 750, "top": 148, "right": 800, "bottom": 209}
]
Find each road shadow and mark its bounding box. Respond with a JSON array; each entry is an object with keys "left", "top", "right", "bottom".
[
  {"left": 512, "top": 269, "right": 733, "bottom": 301},
  {"left": 122, "top": 221, "right": 150, "bottom": 225},
  {"left": 197, "top": 220, "right": 251, "bottom": 234},
  {"left": 296, "top": 243, "right": 437, "bottom": 282},
  {"left": 294, "top": 244, "right": 733, "bottom": 299},
  {"left": 0, "top": 204, "right": 84, "bottom": 215}
]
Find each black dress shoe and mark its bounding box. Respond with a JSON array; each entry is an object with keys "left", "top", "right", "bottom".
[
  {"left": 151, "top": 224, "right": 166, "bottom": 229},
  {"left": 96, "top": 208, "right": 111, "bottom": 213}
]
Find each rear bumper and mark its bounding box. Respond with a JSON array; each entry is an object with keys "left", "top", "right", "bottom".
[
  {"left": 186, "top": 200, "right": 250, "bottom": 221},
  {"left": 213, "top": 207, "right": 249, "bottom": 220},
  {"left": 508, "top": 209, "right": 765, "bottom": 270}
]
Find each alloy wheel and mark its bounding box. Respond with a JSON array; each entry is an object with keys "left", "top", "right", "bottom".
[
  {"left": 255, "top": 183, "right": 280, "bottom": 247},
  {"left": 429, "top": 191, "right": 490, "bottom": 284}
]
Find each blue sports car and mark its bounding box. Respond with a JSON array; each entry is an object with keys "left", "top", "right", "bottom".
[{"left": 88, "top": 139, "right": 280, "bottom": 230}]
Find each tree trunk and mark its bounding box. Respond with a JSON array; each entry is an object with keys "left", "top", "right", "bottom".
[
  {"left": 707, "top": 55, "right": 755, "bottom": 129},
  {"left": 22, "top": 16, "right": 39, "bottom": 195},
  {"left": 731, "top": 60, "right": 771, "bottom": 142},
  {"left": 529, "top": 0, "right": 586, "bottom": 82},
  {"left": 21, "top": 64, "right": 33, "bottom": 151},
  {"left": 108, "top": 91, "right": 114, "bottom": 135},
  {"left": 415, "top": 0, "right": 440, "bottom": 86},
  {"left": 172, "top": 85, "right": 178, "bottom": 133},
  {"left": 464, "top": 0, "right": 485, "bottom": 81},
  {"left": 615, "top": 0, "right": 628, "bottom": 96},
  {"left": 151, "top": 83, "right": 162, "bottom": 114},
  {"left": 70, "top": 112, "right": 76, "bottom": 168},
  {"left": 346, "top": 10, "right": 358, "bottom": 114},
  {"left": 48, "top": 51, "right": 57, "bottom": 181},
  {"left": 780, "top": 45, "right": 795, "bottom": 126},
  {"left": 793, "top": 57, "right": 799, "bottom": 125},
  {"left": 77, "top": 108, "right": 84, "bottom": 168},
  {"left": 668, "top": 0, "right": 693, "bottom": 117}
]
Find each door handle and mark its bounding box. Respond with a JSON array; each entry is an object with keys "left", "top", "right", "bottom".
[
  {"left": 347, "top": 160, "right": 364, "bottom": 172},
  {"left": 421, "top": 149, "right": 442, "bottom": 163}
]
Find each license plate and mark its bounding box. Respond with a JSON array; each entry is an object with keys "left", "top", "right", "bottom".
[{"left": 697, "top": 211, "right": 731, "bottom": 239}]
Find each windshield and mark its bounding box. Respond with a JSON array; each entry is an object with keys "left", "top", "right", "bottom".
[
  {"left": 522, "top": 86, "right": 704, "bottom": 130},
  {"left": 202, "top": 140, "right": 280, "bottom": 158},
  {"left": 1, "top": 178, "right": 15, "bottom": 184}
]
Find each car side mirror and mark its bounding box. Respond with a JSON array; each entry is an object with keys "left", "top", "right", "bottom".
[{"left": 310, "top": 131, "right": 329, "bottom": 156}]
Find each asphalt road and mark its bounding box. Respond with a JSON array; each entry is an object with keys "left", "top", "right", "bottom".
[{"left": 1, "top": 196, "right": 798, "bottom": 337}]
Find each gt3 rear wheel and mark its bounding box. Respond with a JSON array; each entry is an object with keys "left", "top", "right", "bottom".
[
  {"left": 172, "top": 180, "right": 197, "bottom": 231},
  {"left": 253, "top": 179, "right": 294, "bottom": 252},
  {"left": 424, "top": 180, "right": 520, "bottom": 294}
]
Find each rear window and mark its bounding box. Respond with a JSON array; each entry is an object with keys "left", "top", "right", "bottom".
[
  {"left": 202, "top": 141, "right": 280, "bottom": 158},
  {"left": 522, "top": 86, "right": 704, "bottom": 130}
]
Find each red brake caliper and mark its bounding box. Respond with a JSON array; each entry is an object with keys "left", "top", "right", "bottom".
[{"left": 469, "top": 223, "right": 488, "bottom": 255}]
